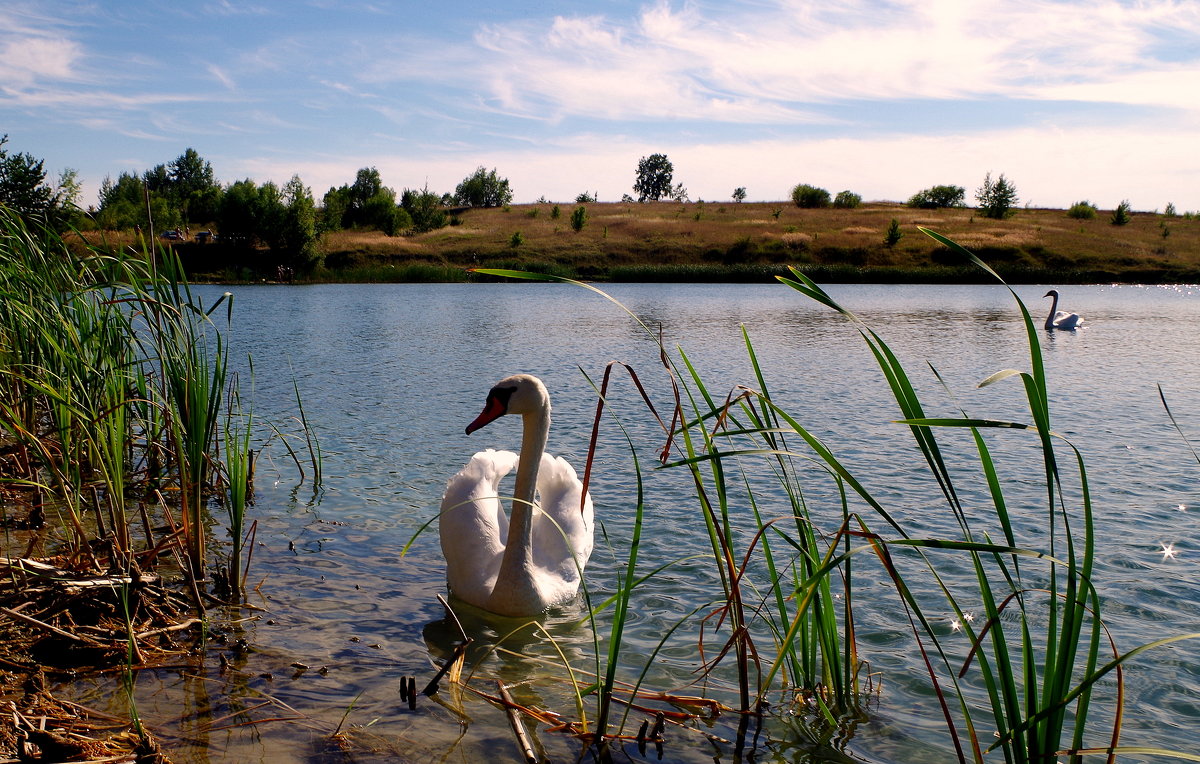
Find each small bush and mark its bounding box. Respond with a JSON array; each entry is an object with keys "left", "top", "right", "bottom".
[
  {"left": 1164, "top": 202, "right": 1177, "bottom": 217},
  {"left": 884, "top": 218, "right": 903, "bottom": 247},
  {"left": 570, "top": 205, "right": 587, "bottom": 232},
  {"left": 575, "top": 191, "right": 597, "bottom": 203},
  {"left": 833, "top": 190, "right": 862, "bottom": 209},
  {"left": 1111, "top": 200, "right": 1132, "bottom": 226},
  {"left": 525, "top": 208, "right": 539, "bottom": 219},
  {"left": 1067, "top": 201, "right": 1097, "bottom": 220},
  {"left": 551, "top": 205, "right": 561, "bottom": 220},
  {"left": 791, "top": 183, "right": 831, "bottom": 208},
  {"left": 509, "top": 231, "right": 523, "bottom": 248}
]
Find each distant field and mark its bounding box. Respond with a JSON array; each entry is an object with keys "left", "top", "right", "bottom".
[
  {"left": 319, "top": 201, "right": 1200, "bottom": 283},
  {"left": 109, "top": 201, "right": 1200, "bottom": 283}
]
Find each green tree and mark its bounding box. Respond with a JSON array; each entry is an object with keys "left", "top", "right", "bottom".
[
  {"left": 169, "top": 149, "right": 216, "bottom": 198},
  {"left": 362, "top": 187, "right": 409, "bottom": 235},
  {"left": 907, "top": 185, "right": 965, "bottom": 209},
  {"left": 455, "top": 166, "right": 513, "bottom": 207},
  {"left": 1111, "top": 200, "right": 1132, "bottom": 226},
  {"left": 168, "top": 148, "right": 221, "bottom": 224},
  {"left": 975, "top": 172, "right": 1018, "bottom": 219},
  {"left": 0, "top": 135, "right": 56, "bottom": 222},
  {"left": 280, "top": 175, "right": 322, "bottom": 269},
  {"left": 345, "top": 167, "right": 385, "bottom": 227},
  {"left": 732, "top": 187, "right": 747, "bottom": 203},
  {"left": 884, "top": 218, "right": 903, "bottom": 247},
  {"left": 401, "top": 186, "right": 447, "bottom": 232},
  {"left": 217, "top": 179, "right": 269, "bottom": 253},
  {"left": 321, "top": 186, "right": 351, "bottom": 231},
  {"left": 350, "top": 167, "right": 383, "bottom": 205},
  {"left": 791, "top": 183, "right": 831, "bottom": 208},
  {"left": 570, "top": 205, "right": 587, "bottom": 232},
  {"left": 633, "top": 153, "right": 673, "bottom": 202},
  {"left": 142, "top": 164, "right": 172, "bottom": 194}
]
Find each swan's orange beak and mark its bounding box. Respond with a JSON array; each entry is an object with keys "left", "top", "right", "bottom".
[{"left": 466, "top": 396, "right": 506, "bottom": 434}]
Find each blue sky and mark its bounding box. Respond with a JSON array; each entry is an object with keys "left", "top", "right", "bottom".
[{"left": 3, "top": 0, "right": 1199, "bottom": 210}]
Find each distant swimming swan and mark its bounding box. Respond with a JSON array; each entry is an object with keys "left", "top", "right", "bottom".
[
  {"left": 1044, "top": 289, "right": 1082, "bottom": 330},
  {"left": 438, "top": 374, "right": 594, "bottom": 617}
]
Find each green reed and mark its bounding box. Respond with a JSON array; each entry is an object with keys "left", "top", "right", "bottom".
[
  {"left": 472, "top": 270, "right": 871, "bottom": 752},
  {"left": 222, "top": 380, "right": 253, "bottom": 596},
  {"left": 0, "top": 207, "right": 305, "bottom": 608},
  {"left": 774, "top": 229, "right": 1200, "bottom": 762},
  {"left": 475, "top": 256, "right": 1200, "bottom": 762}
]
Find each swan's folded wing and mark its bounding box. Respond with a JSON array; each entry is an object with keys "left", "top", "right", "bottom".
[
  {"left": 531, "top": 453, "right": 595, "bottom": 579},
  {"left": 440, "top": 449, "right": 517, "bottom": 603}
]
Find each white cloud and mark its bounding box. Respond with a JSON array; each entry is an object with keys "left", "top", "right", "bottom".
[
  {"left": 0, "top": 36, "right": 80, "bottom": 87},
  {"left": 443, "top": 0, "right": 1200, "bottom": 122}
]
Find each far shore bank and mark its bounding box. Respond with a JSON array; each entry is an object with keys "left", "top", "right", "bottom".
[{"left": 91, "top": 201, "right": 1200, "bottom": 284}]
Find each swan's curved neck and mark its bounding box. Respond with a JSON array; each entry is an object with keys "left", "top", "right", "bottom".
[
  {"left": 1045, "top": 293, "right": 1059, "bottom": 329},
  {"left": 512, "top": 406, "right": 549, "bottom": 526},
  {"left": 499, "top": 402, "right": 549, "bottom": 570}
]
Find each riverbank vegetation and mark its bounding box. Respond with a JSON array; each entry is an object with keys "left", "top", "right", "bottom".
[{"left": 0, "top": 208, "right": 317, "bottom": 760}]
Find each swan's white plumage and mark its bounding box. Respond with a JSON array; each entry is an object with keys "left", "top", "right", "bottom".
[
  {"left": 1044, "top": 289, "right": 1082, "bottom": 330},
  {"left": 438, "top": 375, "right": 593, "bottom": 616}
]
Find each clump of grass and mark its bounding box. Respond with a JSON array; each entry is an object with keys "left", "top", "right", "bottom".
[{"left": 0, "top": 207, "right": 314, "bottom": 611}]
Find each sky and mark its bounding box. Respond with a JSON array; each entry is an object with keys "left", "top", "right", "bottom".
[{"left": 3, "top": 0, "right": 1199, "bottom": 211}]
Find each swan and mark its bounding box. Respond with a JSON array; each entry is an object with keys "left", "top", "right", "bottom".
[
  {"left": 439, "top": 374, "right": 594, "bottom": 616},
  {"left": 1044, "top": 289, "right": 1082, "bottom": 330}
]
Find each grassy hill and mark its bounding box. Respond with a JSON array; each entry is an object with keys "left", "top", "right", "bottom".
[{"left": 201, "top": 201, "right": 1200, "bottom": 283}]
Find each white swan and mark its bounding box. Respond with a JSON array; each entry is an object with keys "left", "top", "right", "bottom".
[
  {"left": 439, "top": 374, "right": 594, "bottom": 616},
  {"left": 1044, "top": 289, "right": 1082, "bottom": 330}
]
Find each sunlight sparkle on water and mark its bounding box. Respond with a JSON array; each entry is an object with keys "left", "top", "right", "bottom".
[{"left": 1161, "top": 543, "right": 1179, "bottom": 561}]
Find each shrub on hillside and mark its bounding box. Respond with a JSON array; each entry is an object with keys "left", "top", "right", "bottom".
[
  {"left": 571, "top": 205, "right": 587, "bottom": 232},
  {"left": 1111, "top": 200, "right": 1132, "bottom": 226},
  {"left": 884, "top": 218, "right": 902, "bottom": 247},
  {"left": 1066, "top": 201, "right": 1097, "bottom": 220},
  {"left": 791, "top": 183, "right": 831, "bottom": 208},
  {"left": 907, "top": 184, "right": 965, "bottom": 209},
  {"left": 833, "top": 190, "right": 862, "bottom": 209}
]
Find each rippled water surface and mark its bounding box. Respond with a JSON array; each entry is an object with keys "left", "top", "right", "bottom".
[{"left": 80, "top": 282, "right": 1200, "bottom": 762}]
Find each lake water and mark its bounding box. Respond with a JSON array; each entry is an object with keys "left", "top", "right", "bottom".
[{"left": 72, "top": 281, "right": 1200, "bottom": 762}]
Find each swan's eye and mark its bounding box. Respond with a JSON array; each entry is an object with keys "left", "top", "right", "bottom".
[{"left": 489, "top": 385, "right": 518, "bottom": 411}]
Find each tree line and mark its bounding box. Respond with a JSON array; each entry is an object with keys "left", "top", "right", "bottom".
[
  {"left": 2, "top": 138, "right": 1174, "bottom": 276},
  {"left": 0, "top": 139, "right": 520, "bottom": 273}
]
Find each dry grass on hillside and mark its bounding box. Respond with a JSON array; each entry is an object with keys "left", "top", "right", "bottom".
[
  {"left": 78, "top": 200, "right": 1200, "bottom": 282},
  {"left": 386, "top": 201, "right": 1200, "bottom": 279}
]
